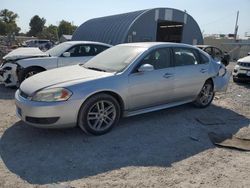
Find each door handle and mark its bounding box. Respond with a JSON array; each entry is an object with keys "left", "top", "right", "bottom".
[
  {"left": 200, "top": 69, "right": 207, "bottom": 73},
  {"left": 163, "top": 73, "right": 174, "bottom": 79}
]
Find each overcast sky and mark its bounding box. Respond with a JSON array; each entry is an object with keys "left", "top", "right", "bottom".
[{"left": 2, "top": 0, "right": 250, "bottom": 38}]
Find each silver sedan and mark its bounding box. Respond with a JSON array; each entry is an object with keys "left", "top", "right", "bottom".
[{"left": 15, "top": 42, "right": 230, "bottom": 135}]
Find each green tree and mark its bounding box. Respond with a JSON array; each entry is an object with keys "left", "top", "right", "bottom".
[
  {"left": 37, "top": 24, "right": 58, "bottom": 41},
  {"left": 0, "top": 9, "right": 18, "bottom": 23},
  {"left": 28, "top": 15, "right": 46, "bottom": 36},
  {"left": 0, "top": 20, "right": 7, "bottom": 35},
  {"left": 0, "top": 9, "right": 20, "bottom": 35},
  {"left": 58, "top": 20, "right": 77, "bottom": 38}
]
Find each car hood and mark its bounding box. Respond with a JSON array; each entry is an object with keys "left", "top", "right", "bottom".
[
  {"left": 20, "top": 65, "right": 113, "bottom": 95},
  {"left": 3, "top": 47, "right": 48, "bottom": 61},
  {"left": 238, "top": 55, "right": 250, "bottom": 63}
]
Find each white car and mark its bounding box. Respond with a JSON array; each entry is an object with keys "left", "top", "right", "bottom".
[
  {"left": 0, "top": 41, "right": 111, "bottom": 87},
  {"left": 233, "top": 55, "right": 250, "bottom": 82}
]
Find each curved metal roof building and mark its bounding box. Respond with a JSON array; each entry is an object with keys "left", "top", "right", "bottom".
[{"left": 72, "top": 8, "right": 203, "bottom": 45}]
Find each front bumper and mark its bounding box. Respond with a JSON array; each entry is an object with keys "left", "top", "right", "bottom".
[
  {"left": 15, "top": 90, "right": 82, "bottom": 128},
  {"left": 233, "top": 67, "right": 250, "bottom": 81},
  {"left": 0, "top": 63, "right": 18, "bottom": 87}
]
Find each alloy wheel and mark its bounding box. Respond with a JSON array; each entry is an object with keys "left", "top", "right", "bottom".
[
  {"left": 199, "top": 84, "right": 214, "bottom": 106},
  {"left": 87, "top": 100, "right": 116, "bottom": 131}
]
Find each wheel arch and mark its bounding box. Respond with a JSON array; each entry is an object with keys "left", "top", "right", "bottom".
[
  {"left": 83, "top": 90, "right": 125, "bottom": 112},
  {"left": 22, "top": 65, "right": 47, "bottom": 71},
  {"left": 77, "top": 90, "right": 125, "bottom": 135},
  {"left": 205, "top": 77, "right": 214, "bottom": 89},
  {"left": 17, "top": 65, "right": 47, "bottom": 83}
]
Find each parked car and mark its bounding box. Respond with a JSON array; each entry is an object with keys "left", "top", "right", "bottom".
[
  {"left": 0, "top": 41, "right": 112, "bottom": 87},
  {"left": 15, "top": 42, "right": 230, "bottom": 135},
  {"left": 233, "top": 55, "right": 250, "bottom": 82},
  {"left": 22, "top": 39, "right": 54, "bottom": 51},
  {"left": 196, "top": 45, "right": 230, "bottom": 66}
]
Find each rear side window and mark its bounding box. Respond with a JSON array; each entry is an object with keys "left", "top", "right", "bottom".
[
  {"left": 92, "top": 45, "right": 110, "bottom": 55},
  {"left": 199, "top": 53, "right": 210, "bottom": 64},
  {"left": 67, "top": 45, "right": 109, "bottom": 57},
  {"left": 173, "top": 48, "right": 199, "bottom": 66}
]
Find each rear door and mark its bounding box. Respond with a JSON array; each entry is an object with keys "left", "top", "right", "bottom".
[
  {"left": 128, "top": 47, "right": 175, "bottom": 110},
  {"left": 58, "top": 44, "right": 109, "bottom": 67},
  {"left": 172, "top": 47, "right": 210, "bottom": 101}
]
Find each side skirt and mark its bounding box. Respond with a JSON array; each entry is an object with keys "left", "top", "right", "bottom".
[{"left": 124, "top": 100, "right": 193, "bottom": 117}]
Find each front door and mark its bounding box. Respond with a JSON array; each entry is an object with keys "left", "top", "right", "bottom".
[{"left": 128, "top": 48, "right": 175, "bottom": 110}]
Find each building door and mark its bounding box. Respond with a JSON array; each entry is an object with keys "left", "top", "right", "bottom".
[{"left": 156, "top": 21, "right": 184, "bottom": 43}]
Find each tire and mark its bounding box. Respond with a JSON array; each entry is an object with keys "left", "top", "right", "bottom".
[
  {"left": 19, "top": 67, "right": 44, "bottom": 83},
  {"left": 78, "top": 94, "right": 121, "bottom": 135},
  {"left": 233, "top": 77, "right": 238, "bottom": 83},
  {"left": 193, "top": 80, "right": 215, "bottom": 108}
]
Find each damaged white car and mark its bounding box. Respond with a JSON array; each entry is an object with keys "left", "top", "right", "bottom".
[{"left": 0, "top": 41, "right": 111, "bottom": 87}]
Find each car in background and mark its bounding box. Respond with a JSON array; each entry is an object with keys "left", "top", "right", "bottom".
[
  {"left": 0, "top": 41, "right": 112, "bottom": 87},
  {"left": 233, "top": 55, "right": 250, "bottom": 82},
  {"left": 15, "top": 42, "right": 230, "bottom": 135},
  {"left": 22, "top": 39, "right": 54, "bottom": 51},
  {"left": 196, "top": 45, "right": 230, "bottom": 66}
]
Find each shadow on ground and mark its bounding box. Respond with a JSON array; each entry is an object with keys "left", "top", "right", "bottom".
[
  {"left": 0, "top": 84, "right": 16, "bottom": 100},
  {"left": 0, "top": 104, "right": 249, "bottom": 184},
  {"left": 234, "top": 81, "right": 250, "bottom": 89}
]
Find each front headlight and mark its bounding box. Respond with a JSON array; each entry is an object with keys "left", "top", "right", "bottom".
[{"left": 31, "top": 88, "right": 72, "bottom": 102}]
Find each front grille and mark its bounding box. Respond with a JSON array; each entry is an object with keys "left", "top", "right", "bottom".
[
  {"left": 239, "top": 62, "right": 250, "bottom": 67},
  {"left": 19, "top": 90, "right": 29, "bottom": 99}
]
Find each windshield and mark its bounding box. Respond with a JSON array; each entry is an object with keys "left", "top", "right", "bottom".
[
  {"left": 46, "top": 43, "right": 71, "bottom": 57},
  {"left": 83, "top": 46, "right": 146, "bottom": 72}
]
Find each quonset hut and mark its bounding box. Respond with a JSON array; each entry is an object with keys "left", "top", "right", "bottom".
[{"left": 72, "top": 8, "right": 203, "bottom": 45}]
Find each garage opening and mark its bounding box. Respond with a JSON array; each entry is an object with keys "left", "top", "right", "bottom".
[{"left": 156, "top": 21, "right": 184, "bottom": 43}]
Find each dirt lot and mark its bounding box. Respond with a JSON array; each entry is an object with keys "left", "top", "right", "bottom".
[{"left": 0, "top": 62, "right": 249, "bottom": 188}]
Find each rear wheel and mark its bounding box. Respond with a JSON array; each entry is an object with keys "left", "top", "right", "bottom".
[
  {"left": 78, "top": 94, "right": 121, "bottom": 135},
  {"left": 193, "top": 80, "right": 214, "bottom": 108}
]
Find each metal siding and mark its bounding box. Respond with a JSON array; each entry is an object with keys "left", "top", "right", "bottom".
[
  {"left": 72, "top": 10, "right": 146, "bottom": 45},
  {"left": 72, "top": 8, "right": 203, "bottom": 45}
]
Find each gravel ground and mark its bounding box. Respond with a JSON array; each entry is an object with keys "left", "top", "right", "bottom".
[{"left": 0, "top": 62, "right": 249, "bottom": 188}]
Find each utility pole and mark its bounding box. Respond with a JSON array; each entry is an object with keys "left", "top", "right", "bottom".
[{"left": 234, "top": 11, "right": 239, "bottom": 41}]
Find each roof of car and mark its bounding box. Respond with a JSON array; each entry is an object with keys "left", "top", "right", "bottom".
[
  {"left": 119, "top": 42, "right": 197, "bottom": 49},
  {"left": 64, "top": 41, "right": 112, "bottom": 47}
]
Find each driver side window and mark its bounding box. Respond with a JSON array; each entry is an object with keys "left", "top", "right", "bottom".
[{"left": 140, "top": 48, "right": 171, "bottom": 70}]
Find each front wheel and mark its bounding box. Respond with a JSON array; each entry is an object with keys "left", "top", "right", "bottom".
[
  {"left": 193, "top": 81, "right": 214, "bottom": 108},
  {"left": 78, "top": 94, "right": 121, "bottom": 135},
  {"left": 19, "top": 67, "right": 44, "bottom": 83}
]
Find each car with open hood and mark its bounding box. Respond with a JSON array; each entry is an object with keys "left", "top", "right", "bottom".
[
  {"left": 196, "top": 45, "right": 230, "bottom": 66},
  {"left": 0, "top": 41, "right": 111, "bottom": 87},
  {"left": 15, "top": 42, "right": 231, "bottom": 135}
]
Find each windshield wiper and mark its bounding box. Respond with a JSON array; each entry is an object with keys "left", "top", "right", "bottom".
[{"left": 85, "top": 66, "right": 107, "bottom": 72}]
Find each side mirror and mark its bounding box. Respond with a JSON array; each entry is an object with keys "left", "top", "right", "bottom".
[
  {"left": 62, "top": 52, "right": 70, "bottom": 57},
  {"left": 138, "top": 64, "right": 154, "bottom": 72}
]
